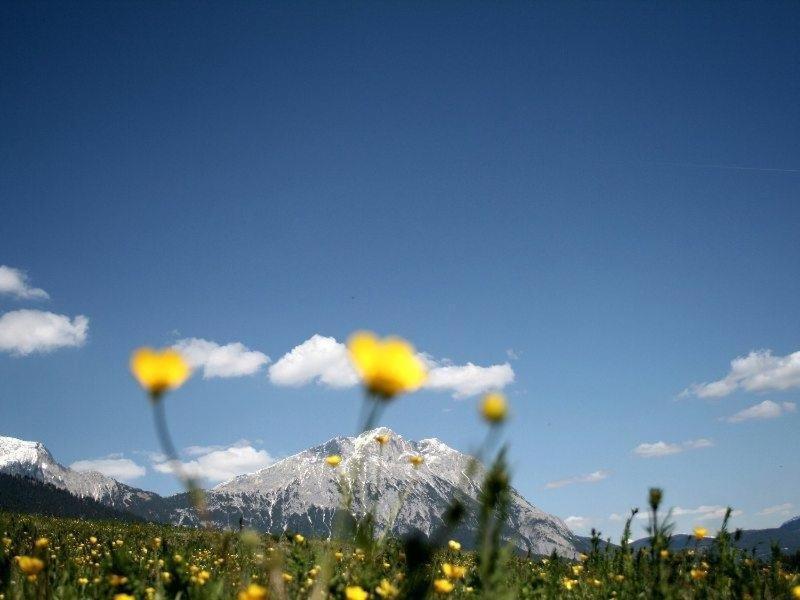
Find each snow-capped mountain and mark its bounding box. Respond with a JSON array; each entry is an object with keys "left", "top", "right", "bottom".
[{"left": 0, "top": 430, "right": 578, "bottom": 557}]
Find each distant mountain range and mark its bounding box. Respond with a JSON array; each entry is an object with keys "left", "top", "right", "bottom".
[{"left": 0, "top": 430, "right": 577, "bottom": 557}]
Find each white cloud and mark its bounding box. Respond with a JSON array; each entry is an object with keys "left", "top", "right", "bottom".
[
  {"left": 757, "top": 503, "right": 794, "bottom": 516},
  {"left": 672, "top": 505, "right": 743, "bottom": 520},
  {"left": 683, "top": 349, "right": 800, "bottom": 398},
  {"left": 506, "top": 349, "right": 520, "bottom": 360},
  {"left": 173, "top": 338, "right": 269, "bottom": 378},
  {"left": 269, "top": 334, "right": 515, "bottom": 398},
  {"left": 268, "top": 334, "right": 358, "bottom": 387},
  {"left": 0, "top": 309, "right": 89, "bottom": 356},
  {"left": 70, "top": 456, "right": 146, "bottom": 483},
  {"left": 152, "top": 441, "right": 274, "bottom": 483},
  {"left": 0, "top": 265, "right": 49, "bottom": 300},
  {"left": 723, "top": 400, "right": 796, "bottom": 423},
  {"left": 545, "top": 469, "right": 610, "bottom": 489},
  {"left": 425, "top": 361, "right": 515, "bottom": 399},
  {"left": 564, "top": 516, "right": 592, "bottom": 531},
  {"left": 633, "top": 438, "right": 713, "bottom": 459}
]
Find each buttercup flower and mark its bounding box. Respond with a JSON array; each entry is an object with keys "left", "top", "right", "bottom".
[
  {"left": 16, "top": 556, "right": 44, "bottom": 576},
  {"left": 345, "top": 586, "right": 369, "bottom": 600},
  {"left": 693, "top": 526, "right": 708, "bottom": 541},
  {"left": 409, "top": 455, "right": 424, "bottom": 468},
  {"left": 375, "top": 434, "right": 391, "bottom": 446},
  {"left": 325, "top": 455, "right": 342, "bottom": 467},
  {"left": 238, "top": 583, "right": 268, "bottom": 600},
  {"left": 480, "top": 392, "right": 508, "bottom": 423},
  {"left": 448, "top": 540, "right": 461, "bottom": 551},
  {"left": 375, "top": 578, "right": 399, "bottom": 598},
  {"left": 34, "top": 537, "right": 49, "bottom": 550},
  {"left": 792, "top": 585, "right": 800, "bottom": 599},
  {"left": 348, "top": 332, "right": 427, "bottom": 399},
  {"left": 442, "top": 563, "right": 467, "bottom": 579},
  {"left": 130, "top": 348, "right": 191, "bottom": 398},
  {"left": 433, "top": 578, "right": 455, "bottom": 594}
]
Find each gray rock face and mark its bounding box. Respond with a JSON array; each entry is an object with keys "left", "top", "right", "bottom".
[{"left": 0, "top": 430, "right": 578, "bottom": 557}]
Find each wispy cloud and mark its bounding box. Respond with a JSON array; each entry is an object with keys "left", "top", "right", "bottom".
[
  {"left": 546, "top": 469, "right": 610, "bottom": 489},
  {"left": 682, "top": 349, "right": 800, "bottom": 398},
  {"left": 672, "top": 505, "right": 743, "bottom": 520},
  {"left": 151, "top": 440, "right": 274, "bottom": 484},
  {"left": 173, "top": 338, "right": 270, "bottom": 378},
  {"left": 0, "top": 309, "right": 88, "bottom": 356},
  {"left": 757, "top": 503, "right": 793, "bottom": 517},
  {"left": 70, "top": 456, "right": 146, "bottom": 483},
  {"left": 268, "top": 334, "right": 515, "bottom": 398},
  {"left": 563, "top": 516, "right": 592, "bottom": 531},
  {"left": 633, "top": 438, "right": 713, "bottom": 459},
  {"left": 0, "top": 265, "right": 49, "bottom": 300},
  {"left": 723, "top": 400, "right": 796, "bottom": 423}
]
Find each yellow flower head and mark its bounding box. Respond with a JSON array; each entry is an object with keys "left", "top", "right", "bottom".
[
  {"left": 16, "top": 556, "right": 45, "bottom": 575},
  {"left": 792, "top": 585, "right": 800, "bottom": 599},
  {"left": 447, "top": 540, "right": 461, "bottom": 552},
  {"left": 348, "top": 331, "right": 427, "bottom": 399},
  {"left": 562, "top": 577, "right": 578, "bottom": 591},
  {"left": 114, "top": 595, "right": 135, "bottom": 600},
  {"left": 293, "top": 534, "right": 305, "bottom": 544},
  {"left": 375, "top": 578, "right": 399, "bottom": 598},
  {"left": 690, "top": 568, "right": 707, "bottom": 581},
  {"left": 77, "top": 577, "right": 89, "bottom": 586},
  {"left": 480, "top": 392, "right": 508, "bottom": 424},
  {"left": 345, "top": 586, "right": 369, "bottom": 600},
  {"left": 408, "top": 455, "right": 424, "bottom": 468},
  {"left": 34, "top": 537, "right": 49, "bottom": 550},
  {"left": 693, "top": 526, "right": 708, "bottom": 541},
  {"left": 375, "top": 434, "right": 391, "bottom": 446},
  {"left": 433, "top": 578, "right": 455, "bottom": 594},
  {"left": 238, "top": 583, "right": 268, "bottom": 600},
  {"left": 660, "top": 549, "right": 670, "bottom": 559},
  {"left": 130, "top": 347, "right": 191, "bottom": 397},
  {"left": 325, "top": 455, "right": 342, "bottom": 467},
  {"left": 442, "top": 563, "right": 467, "bottom": 580},
  {"left": 281, "top": 572, "right": 293, "bottom": 583}
]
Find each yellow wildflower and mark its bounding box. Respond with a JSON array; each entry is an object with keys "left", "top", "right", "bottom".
[
  {"left": 2, "top": 537, "right": 11, "bottom": 548},
  {"left": 792, "top": 585, "right": 800, "bottom": 599},
  {"left": 16, "top": 556, "right": 44, "bottom": 575},
  {"left": 660, "top": 549, "right": 670, "bottom": 559},
  {"left": 448, "top": 540, "right": 461, "bottom": 551},
  {"left": 78, "top": 577, "right": 89, "bottom": 586},
  {"left": 693, "top": 526, "right": 708, "bottom": 540},
  {"left": 114, "top": 595, "right": 135, "bottom": 600},
  {"left": 409, "top": 455, "right": 424, "bottom": 468},
  {"left": 480, "top": 392, "right": 508, "bottom": 423},
  {"left": 325, "top": 455, "right": 342, "bottom": 467},
  {"left": 433, "top": 578, "right": 455, "bottom": 594},
  {"left": 442, "top": 563, "right": 467, "bottom": 579},
  {"left": 345, "top": 586, "right": 369, "bottom": 600},
  {"left": 34, "top": 537, "right": 49, "bottom": 549},
  {"left": 348, "top": 331, "right": 427, "bottom": 399},
  {"left": 130, "top": 347, "right": 191, "bottom": 398},
  {"left": 690, "top": 568, "right": 707, "bottom": 581},
  {"left": 375, "top": 434, "right": 391, "bottom": 446},
  {"left": 334, "top": 551, "right": 344, "bottom": 560},
  {"left": 282, "top": 572, "right": 293, "bottom": 583},
  {"left": 294, "top": 534, "right": 305, "bottom": 543},
  {"left": 89, "top": 536, "right": 97, "bottom": 544},
  {"left": 375, "top": 578, "right": 399, "bottom": 598},
  {"left": 562, "top": 578, "right": 578, "bottom": 591},
  {"left": 614, "top": 574, "right": 625, "bottom": 582}
]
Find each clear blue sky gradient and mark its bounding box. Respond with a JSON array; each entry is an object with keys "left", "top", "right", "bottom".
[{"left": 1, "top": 2, "right": 799, "bottom": 539}]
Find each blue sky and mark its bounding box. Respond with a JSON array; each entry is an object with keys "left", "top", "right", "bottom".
[{"left": 1, "top": 2, "right": 799, "bottom": 540}]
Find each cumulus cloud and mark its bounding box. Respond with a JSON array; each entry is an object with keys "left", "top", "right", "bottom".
[
  {"left": 683, "top": 349, "right": 800, "bottom": 398},
  {"left": 723, "top": 400, "right": 796, "bottom": 423},
  {"left": 268, "top": 334, "right": 358, "bottom": 387},
  {"left": 0, "top": 265, "right": 49, "bottom": 300},
  {"left": 757, "top": 503, "right": 794, "bottom": 516},
  {"left": 425, "top": 361, "right": 515, "bottom": 399},
  {"left": 545, "top": 469, "right": 610, "bottom": 489},
  {"left": 152, "top": 441, "right": 274, "bottom": 483},
  {"left": 0, "top": 309, "right": 89, "bottom": 356},
  {"left": 633, "top": 438, "right": 713, "bottom": 459},
  {"left": 70, "top": 456, "right": 146, "bottom": 483},
  {"left": 269, "top": 334, "right": 515, "bottom": 398},
  {"left": 563, "top": 516, "right": 592, "bottom": 531},
  {"left": 173, "top": 338, "right": 270, "bottom": 378}
]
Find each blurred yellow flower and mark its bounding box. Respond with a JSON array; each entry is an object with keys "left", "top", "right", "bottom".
[
  {"left": 433, "top": 578, "right": 454, "bottom": 594},
  {"left": 16, "top": 556, "right": 44, "bottom": 575},
  {"left": 660, "top": 549, "right": 670, "bottom": 559},
  {"left": 447, "top": 540, "right": 461, "bottom": 551},
  {"left": 114, "top": 595, "right": 135, "bottom": 600},
  {"left": 282, "top": 572, "right": 293, "bottom": 583},
  {"left": 690, "top": 568, "right": 707, "bottom": 581},
  {"left": 562, "top": 577, "right": 578, "bottom": 591},
  {"left": 77, "top": 577, "right": 89, "bottom": 586},
  {"left": 480, "top": 392, "right": 508, "bottom": 423},
  {"left": 130, "top": 347, "right": 191, "bottom": 397},
  {"left": 375, "top": 578, "right": 399, "bottom": 598},
  {"left": 348, "top": 332, "right": 427, "bottom": 399},
  {"left": 34, "top": 537, "right": 49, "bottom": 549},
  {"left": 792, "top": 585, "right": 800, "bottom": 599},
  {"left": 442, "top": 563, "right": 467, "bottom": 579},
  {"left": 294, "top": 534, "right": 305, "bottom": 543},
  {"left": 325, "top": 455, "right": 342, "bottom": 467},
  {"left": 238, "top": 583, "right": 268, "bottom": 600},
  {"left": 409, "top": 455, "right": 424, "bottom": 468},
  {"left": 345, "top": 586, "right": 369, "bottom": 600},
  {"left": 375, "top": 434, "right": 391, "bottom": 446},
  {"left": 693, "top": 526, "right": 708, "bottom": 540}
]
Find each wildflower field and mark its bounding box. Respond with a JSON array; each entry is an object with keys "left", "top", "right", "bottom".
[
  {"left": 2, "top": 506, "right": 800, "bottom": 599},
  {"left": 2, "top": 334, "right": 798, "bottom": 598}
]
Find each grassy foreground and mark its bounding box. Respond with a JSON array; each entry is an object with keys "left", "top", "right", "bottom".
[{"left": 2, "top": 510, "right": 800, "bottom": 599}]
